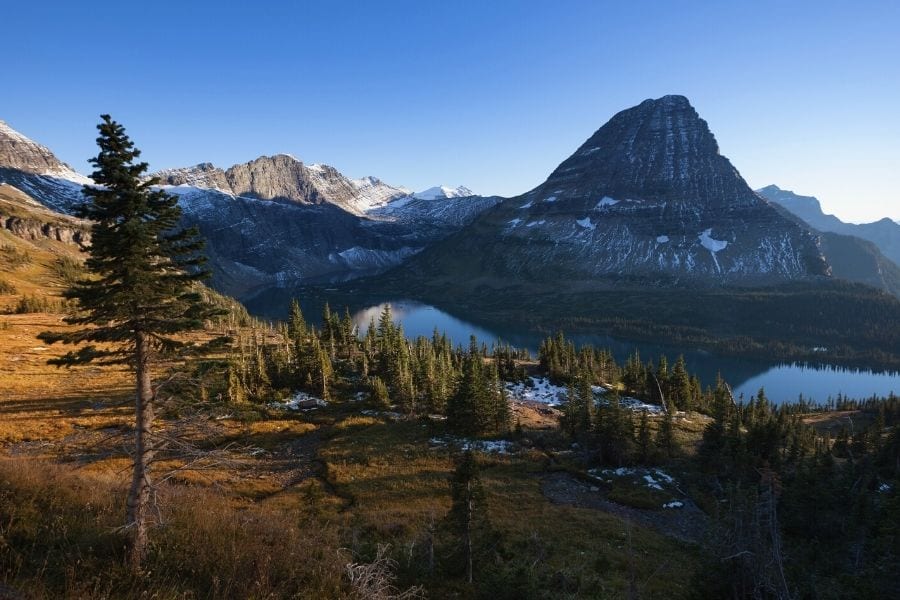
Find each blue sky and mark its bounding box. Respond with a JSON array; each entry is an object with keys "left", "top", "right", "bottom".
[{"left": 3, "top": 0, "right": 898, "bottom": 222}]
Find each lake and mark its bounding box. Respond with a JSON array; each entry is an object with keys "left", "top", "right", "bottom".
[{"left": 242, "top": 292, "right": 900, "bottom": 406}]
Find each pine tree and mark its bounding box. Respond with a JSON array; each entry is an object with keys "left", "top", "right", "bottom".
[{"left": 39, "top": 115, "right": 226, "bottom": 570}]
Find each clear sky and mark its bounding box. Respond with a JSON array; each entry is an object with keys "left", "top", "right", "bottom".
[{"left": 3, "top": 0, "right": 898, "bottom": 223}]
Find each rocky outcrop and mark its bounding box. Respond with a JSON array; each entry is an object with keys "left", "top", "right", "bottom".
[
  {"left": 405, "top": 95, "right": 829, "bottom": 285},
  {"left": 0, "top": 184, "right": 90, "bottom": 247},
  {"left": 2, "top": 215, "right": 90, "bottom": 245}
]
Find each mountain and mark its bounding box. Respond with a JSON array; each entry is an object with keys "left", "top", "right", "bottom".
[
  {"left": 0, "top": 120, "right": 91, "bottom": 214},
  {"left": 817, "top": 232, "right": 900, "bottom": 297},
  {"left": 0, "top": 119, "right": 497, "bottom": 296},
  {"left": 402, "top": 95, "right": 827, "bottom": 287},
  {"left": 759, "top": 187, "right": 900, "bottom": 298},
  {"left": 412, "top": 185, "right": 475, "bottom": 200},
  {"left": 155, "top": 155, "right": 411, "bottom": 217},
  {"left": 757, "top": 184, "right": 900, "bottom": 266}
]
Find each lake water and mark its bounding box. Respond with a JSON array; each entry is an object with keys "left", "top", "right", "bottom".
[{"left": 243, "top": 293, "right": 900, "bottom": 406}]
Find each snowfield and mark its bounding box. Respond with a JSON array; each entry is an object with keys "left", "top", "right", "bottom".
[
  {"left": 576, "top": 217, "right": 596, "bottom": 230},
  {"left": 505, "top": 377, "right": 665, "bottom": 413},
  {"left": 505, "top": 377, "right": 568, "bottom": 405}
]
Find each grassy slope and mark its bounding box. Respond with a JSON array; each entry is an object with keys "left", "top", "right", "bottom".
[{"left": 0, "top": 194, "right": 709, "bottom": 598}]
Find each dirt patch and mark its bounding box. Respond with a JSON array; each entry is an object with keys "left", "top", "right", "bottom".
[
  {"left": 541, "top": 472, "right": 708, "bottom": 545},
  {"left": 511, "top": 400, "right": 561, "bottom": 430}
]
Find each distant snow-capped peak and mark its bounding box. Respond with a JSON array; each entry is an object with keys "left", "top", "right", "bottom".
[{"left": 412, "top": 185, "right": 474, "bottom": 200}]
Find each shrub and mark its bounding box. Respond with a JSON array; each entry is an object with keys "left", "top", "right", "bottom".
[{"left": 51, "top": 255, "right": 85, "bottom": 285}]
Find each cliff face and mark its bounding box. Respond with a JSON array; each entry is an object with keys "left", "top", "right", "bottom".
[
  {"left": 0, "top": 184, "right": 90, "bottom": 247},
  {"left": 405, "top": 95, "right": 829, "bottom": 285}
]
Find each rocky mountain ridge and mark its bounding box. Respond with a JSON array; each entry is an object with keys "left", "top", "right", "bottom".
[{"left": 402, "top": 95, "right": 828, "bottom": 286}]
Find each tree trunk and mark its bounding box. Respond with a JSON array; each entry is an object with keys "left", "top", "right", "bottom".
[
  {"left": 126, "top": 331, "right": 155, "bottom": 571},
  {"left": 466, "top": 481, "right": 473, "bottom": 584}
]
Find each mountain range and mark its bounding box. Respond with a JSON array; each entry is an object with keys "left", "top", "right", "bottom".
[
  {"left": 2, "top": 97, "right": 900, "bottom": 302},
  {"left": 0, "top": 118, "right": 495, "bottom": 295}
]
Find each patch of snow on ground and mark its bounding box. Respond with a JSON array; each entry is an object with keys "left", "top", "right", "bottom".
[
  {"left": 878, "top": 483, "right": 892, "bottom": 493},
  {"left": 508, "top": 218, "right": 522, "bottom": 228},
  {"left": 663, "top": 501, "right": 684, "bottom": 509},
  {"left": 273, "top": 391, "right": 327, "bottom": 411},
  {"left": 429, "top": 437, "right": 516, "bottom": 454},
  {"left": 519, "top": 200, "right": 533, "bottom": 209},
  {"left": 589, "top": 467, "right": 679, "bottom": 492},
  {"left": 505, "top": 377, "right": 567, "bottom": 406},
  {"left": 544, "top": 196, "right": 558, "bottom": 203},
  {"left": 656, "top": 235, "right": 669, "bottom": 243},
  {"left": 525, "top": 220, "right": 546, "bottom": 227},
  {"left": 643, "top": 474, "right": 663, "bottom": 490},
  {"left": 576, "top": 217, "right": 596, "bottom": 230},
  {"left": 598, "top": 394, "right": 665, "bottom": 414}
]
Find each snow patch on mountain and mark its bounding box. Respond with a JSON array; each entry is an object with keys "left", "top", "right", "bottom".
[
  {"left": 657, "top": 235, "right": 670, "bottom": 243},
  {"left": 576, "top": 217, "right": 595, "bottom": 230},
  {"left": 698, "top": 228, "right": 728, "bottom": 273},
  {"left": 412, "top": 185, "right": 474, "bottom": 200},
  {"left": 330, "top": 246, "right": 421, "bottom": 269},
  {"left": 698, "top": 228, "right": 728, "bottom": 253},
  {"left": 596, "top": 196, "right": 619, "bottom": 209},
  {"left": 346, "top": 176, "right": 410, "bottom": 214}
]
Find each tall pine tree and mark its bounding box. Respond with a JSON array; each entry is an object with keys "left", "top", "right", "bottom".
[{"left": 39, "top": 115, "right": 226, "bottom": 570}]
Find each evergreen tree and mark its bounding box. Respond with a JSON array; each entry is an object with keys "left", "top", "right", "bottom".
[
  {"left": 39, "top": 115, "right": 226, "bottom": 570},
  {"left": 287, "top": 298, "right": 307, "bottom": 340}
]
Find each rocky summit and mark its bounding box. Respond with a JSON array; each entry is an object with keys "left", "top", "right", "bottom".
[
  {"left": 155, "top": 155, "right": 410, "bottom": 216},
  {"left": 406, "top": 95, "right": 829, "bottom": 285}
]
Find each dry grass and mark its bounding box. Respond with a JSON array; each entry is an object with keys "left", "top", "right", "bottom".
[{"left": 0, "top": 457, "right": 346, "bottom": 599}]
